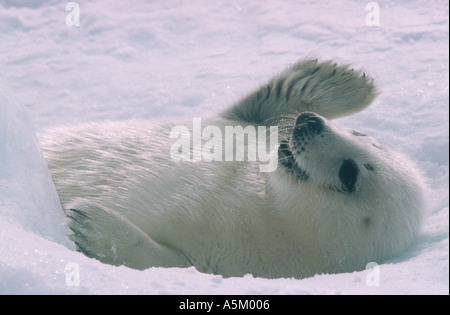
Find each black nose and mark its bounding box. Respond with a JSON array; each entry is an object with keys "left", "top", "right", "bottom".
[{"left": 295, "top": 112, "right": 324, "bottom": 133}]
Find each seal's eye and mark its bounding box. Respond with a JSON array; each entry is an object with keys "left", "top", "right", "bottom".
[{"left": 339, "top": 159, "right": 359, "bottom": 193}]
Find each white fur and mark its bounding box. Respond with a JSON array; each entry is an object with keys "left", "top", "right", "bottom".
[{"left": 38, "top": 59, "right": 425, "bottom": 279}]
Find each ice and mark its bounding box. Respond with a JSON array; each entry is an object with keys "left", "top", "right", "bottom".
[
  {"left": 0, "top": 87, "right": 70, "bottom": 246},
  {"left": 0, "top": 0, "right": 448, "bottom": 294}
]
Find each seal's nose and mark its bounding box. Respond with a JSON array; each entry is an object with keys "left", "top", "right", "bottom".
[{"left": 295, "top": 112, "right": 324, "bottom": 134}]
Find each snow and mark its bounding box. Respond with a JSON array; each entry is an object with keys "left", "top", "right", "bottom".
[{"left": 0, "top": 0, "right": 448, "bottom": 295}]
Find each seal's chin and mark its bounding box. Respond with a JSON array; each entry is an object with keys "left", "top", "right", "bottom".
[
  {"left": 278, "top": 138, "right": 294, "bottom": 167},
  {"left": 278, "top": 137, "right": 309, "bottom": 180}
]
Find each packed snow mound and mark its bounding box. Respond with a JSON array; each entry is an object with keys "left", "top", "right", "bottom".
[
  {"left": 0, "top": 88, "right": 70, "bottom": 246},
  {"left": 0, "top": 0, "right": 448, "bottom": 294}
]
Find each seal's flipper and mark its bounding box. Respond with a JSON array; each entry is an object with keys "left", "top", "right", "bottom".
[
  {"left": 222, "top": 59, "right": 377, "bottom": 128},
  {"left": 66, "top": 202, "right": 189, "bottom": 270}
]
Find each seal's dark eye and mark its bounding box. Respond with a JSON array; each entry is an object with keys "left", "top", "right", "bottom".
[{"left": 339, "top": 159, "right": 359, "bottom": 193}]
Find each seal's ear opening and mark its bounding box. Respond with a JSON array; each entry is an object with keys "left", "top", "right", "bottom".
[{"left": 339, "top": 159, "right": 359, "bottom": 193}]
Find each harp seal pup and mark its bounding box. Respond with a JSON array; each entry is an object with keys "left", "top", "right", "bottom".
[{"left": 39, "top": 59, "right": 425, "bottom": 279}]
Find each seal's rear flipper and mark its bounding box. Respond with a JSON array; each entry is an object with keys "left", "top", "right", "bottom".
[{"left": 66, "top": 202, "right": 190, "bottom": 270}]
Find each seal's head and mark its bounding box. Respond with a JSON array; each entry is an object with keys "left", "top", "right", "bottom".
[
  {"left": 278, "top": 112, "right": 377, "bottom": 194},
  {"left": 272, "top": 112, "right": 425, "bottom": 273}
]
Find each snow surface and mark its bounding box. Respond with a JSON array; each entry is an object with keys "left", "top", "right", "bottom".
[{"left": 0, "top": 0, "right": 448, "bottom": 295}]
